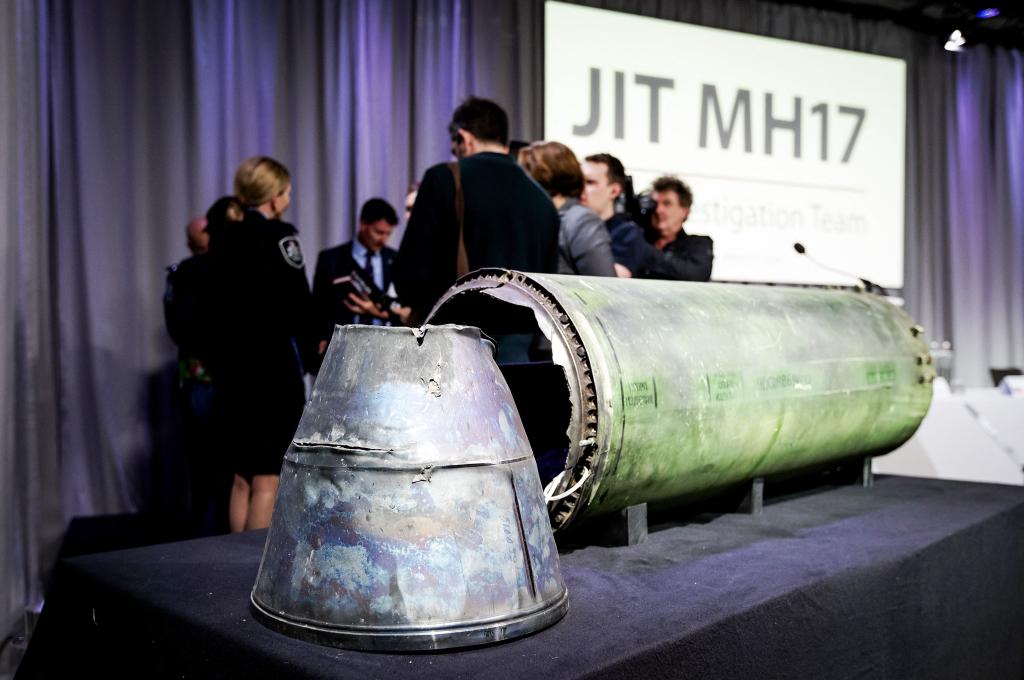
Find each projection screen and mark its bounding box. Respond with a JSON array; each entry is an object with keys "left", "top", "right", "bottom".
[{"left": 544, "top": 1, "right": 907, "bottom": 288}]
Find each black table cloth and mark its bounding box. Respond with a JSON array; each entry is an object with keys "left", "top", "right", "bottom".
[{"left": 18, "top": 476, "right": 1024, "bottom": 679}]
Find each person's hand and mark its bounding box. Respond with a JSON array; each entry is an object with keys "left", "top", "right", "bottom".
[
  {"left": 391, "top": 305, "right": 413, "bottom": 325},
  {"left": 344, "top": 292, "right": 388, "bottom": 319},
  {"left": 318, "top": 339, "right": 329, "bottom": 355},
  {"left": 614, "top": 263, "right": 633, "bottom": 278}
]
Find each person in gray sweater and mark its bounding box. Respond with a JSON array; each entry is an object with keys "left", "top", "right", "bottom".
[{"left": 518, "top": 141, "right": 616, "bottom": 277}]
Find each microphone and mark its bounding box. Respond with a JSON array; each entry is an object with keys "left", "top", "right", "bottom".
[{"left": 792, "top": 242, "right": 888, "bottom": 295}]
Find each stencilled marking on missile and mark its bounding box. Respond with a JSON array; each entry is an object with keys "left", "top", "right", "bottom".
[
  {"left": 709, "top": 371, "right": 742, "bottom": 402},
  {"left": 624, "top": 378, "right": 658, "bottom": 409},
  {"left": 756, "top": 372, "right": 812, "bottom": 392},
  {"left": 866, "top": 362, "right": 897, "bottom": 386}
]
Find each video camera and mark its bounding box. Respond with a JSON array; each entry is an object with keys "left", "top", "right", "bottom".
[
  {"left": 332, "top": 262, "right": 403, "bottom": 318},
  {"left": 622, "top": 175, "right": 659, "bottom": 242}
]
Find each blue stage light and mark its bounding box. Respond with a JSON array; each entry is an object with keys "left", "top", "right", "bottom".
[{"left": 976, "top": 8, "right": 1000, "bottom": 19}]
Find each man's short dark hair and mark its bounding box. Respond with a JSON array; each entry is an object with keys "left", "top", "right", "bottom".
[
  {"left": 651, "top": 176, "right": 693, "bottom": 208},
  {"left": 359, "top": 198, "right": 398, "bottom": 225},
  {"left": 447, "top": 97, "right": 509, "bottom": 146},
  {"left": 585, "top": 153, "right": 627, "bottom": 190}
]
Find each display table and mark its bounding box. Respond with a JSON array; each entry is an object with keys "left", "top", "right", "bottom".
[{"left": 18, "top": 476, "right": 1024, "bottom": 679}]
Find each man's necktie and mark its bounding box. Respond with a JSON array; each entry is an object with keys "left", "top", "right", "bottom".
[{"left": 364, "top": 251, "right": 376, "bottom": 325}]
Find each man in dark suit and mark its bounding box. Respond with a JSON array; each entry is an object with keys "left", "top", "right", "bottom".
[{"left": 312, "top": 198, "right": 401, "bottom": 355}]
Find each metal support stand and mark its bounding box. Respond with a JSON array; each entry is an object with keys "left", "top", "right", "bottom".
[
  {"left": 858, "top": 456, "right": 874, "bottom": 488},
  {"left": 738, "top": 477, "right": 764, "bottom": 515},
  {"left": 600, "top": 502, "right": 648, "bottom": 546},
  {"left": 725, "top": 460, "right": 869, "bottom": 520}
]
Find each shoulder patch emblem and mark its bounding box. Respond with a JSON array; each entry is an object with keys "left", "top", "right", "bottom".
[{"left": 278, "top": 236, "right": 305, "bottom": 269}]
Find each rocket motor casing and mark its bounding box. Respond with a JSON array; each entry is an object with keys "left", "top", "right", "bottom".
[{"left": 428, "top": 270, "right": 934, "bottom": 530}]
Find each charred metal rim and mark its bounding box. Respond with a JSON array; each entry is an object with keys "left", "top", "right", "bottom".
[
  {"left": 332, "top": 322, "right": 480, "bottom": 336},
  {"left": 250, "top": 589, "right": 568, "bottom": 652},
  {"left": 428, "top": 269, "right": 601, "bottom": 532},
  {"left": 282, "top": 450, "right": 534, "bottom": 470}
]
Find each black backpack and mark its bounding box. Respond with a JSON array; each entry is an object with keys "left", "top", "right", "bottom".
[{"left": 164, "top": 254, "right": 212, "bottom": 357}]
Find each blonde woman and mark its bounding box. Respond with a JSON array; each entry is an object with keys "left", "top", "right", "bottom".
[{"left": 208, "top": 156, "right": 315, "bottom": 532}]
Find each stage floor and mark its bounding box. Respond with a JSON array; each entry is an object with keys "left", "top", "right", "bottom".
[{"left": 18, "top": 475, "right": 1024, "bottom": 679}]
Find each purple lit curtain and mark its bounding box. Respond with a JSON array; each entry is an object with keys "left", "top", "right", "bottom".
[
  {"left": 3, "top": 0, "right": 1023, "bottom": 665},
  {"left": 1, "top": 0, "right": 544, "bottom": 661},
  {"left": 946, "top": 47, "right": 1024, "bottom": 386},
  {"left": 2, "top": 0, "right": 63, "bottom": 665}
]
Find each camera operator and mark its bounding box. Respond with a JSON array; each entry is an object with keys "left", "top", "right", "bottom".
[
  {"left": 312, "top": 198, "right": 410, "bottom": 355},
  {"left": 637, "top": 176, "right": 713, "bottom": 282}
]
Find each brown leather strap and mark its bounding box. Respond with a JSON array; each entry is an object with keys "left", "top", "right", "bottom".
[{"left": 447, "top": 161, "right": 469, "bottom": 279}]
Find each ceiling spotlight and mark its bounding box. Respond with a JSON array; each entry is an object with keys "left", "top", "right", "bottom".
[
  {"left": 976, "top": 8, "right": 1000, "bottom": 19},
  {"left": 944, "top": 29, "right": 966, "bottom": 52}
]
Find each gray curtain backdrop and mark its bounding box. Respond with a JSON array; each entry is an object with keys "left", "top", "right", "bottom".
[
  {"left": 946, "top": 46, "right": 1024, "bottom": 387},
  {"left": 2, "top": 0, "right": 1022, "bottom": 658},
  {"left": 2, "top": 0, "right": 63, "bottom": 663}
]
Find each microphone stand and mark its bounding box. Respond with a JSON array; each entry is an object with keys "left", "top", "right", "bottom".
[{"left": 793, "top": 243, "right": 889, "bottom": 296}]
